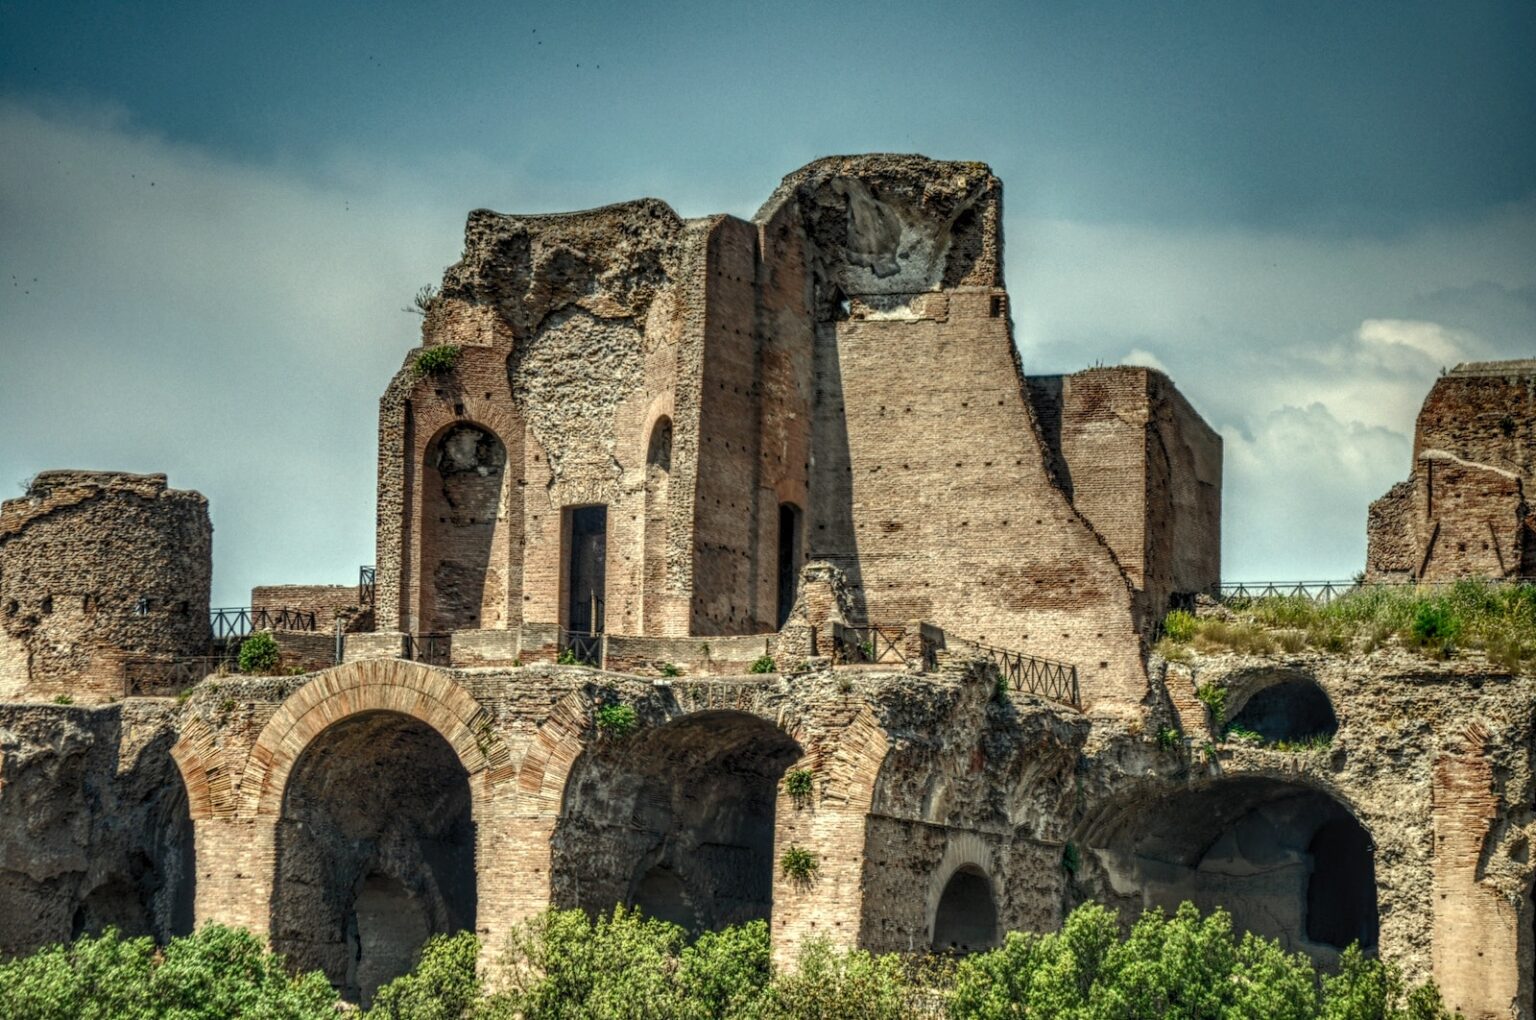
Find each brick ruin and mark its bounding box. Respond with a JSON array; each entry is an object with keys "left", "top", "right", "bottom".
[
  {"left": 1367, "top": 359, "right": 1536, "bottom": 583},
  {"left": 0, "top": 156, "right": 1533, "bottom": 1017}
]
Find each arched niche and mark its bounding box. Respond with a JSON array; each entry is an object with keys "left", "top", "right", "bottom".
[
  {"left": 1226, "top": 674, "right": 1339, "bottom": 744},
  {"left": 418, "top": 421, "right": 515, "bottom": 633},
  {"left": 931, "top": 865, "right": 999, "bottom": 954},
  {"left": 551, "top": 710, "right": 801, "bottom": 932},
  {"left": 1080, "top": 778, "right": 1378, "bottom": 961},
  {"left": 270, "top": 710, "right": 476, "bottom": 1004}
]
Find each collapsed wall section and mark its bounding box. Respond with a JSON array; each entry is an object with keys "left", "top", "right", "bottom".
[
  {"left": 0, "top": 472, "right": 212, "bottom": 703},
  {"left": 762, "top": 156, "right": 1149, "bottom": 705},
  {"left": 1027, "top": 367, "right": 1221, "bottom": 620},
  {"left": 1367, "top": 360, "right": 1536, "bottom": 582}
]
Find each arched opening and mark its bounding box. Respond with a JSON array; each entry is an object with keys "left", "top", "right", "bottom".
[
  {"left": 1227, "top": 676, "right": 1338, "bottom": 744},
  {"left": 1306, "top": 818, "right": 1378, "bottom": 950},
  {"left": 1079, "top": 778, "right": 1378, "bottom": 962},
  {"left": 643, "top": 417, "right": 672, "bottom": 634},
  {"left": 552, "top": 710, "right": 801, "bottom": 933},
  {"left": 932, "top": 866, "right": 998, "bottom": 953},
  {"left": 776, "top": 503, "right": 802, "bottom": 629},
  {"left": 420, "top": 422, "right": 511, "bottom": 633},
  {"left": 271, "top": 711, "right": 475, "bottom": 1005}
]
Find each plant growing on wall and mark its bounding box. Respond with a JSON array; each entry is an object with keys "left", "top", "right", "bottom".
[
  {"left": 1155, "top": 726, "right": 1181, "bottom": 751},
  {"left": 658, "top": 662, "right": 682, "bottom": 677},
  {"left": 780, "top": 844, "right": 818, "bottom": 881},
  {"left": 238, "top": 631, "right": 280, "bottom": 675},
  {"left": 749, "top": 654, "right": 776, "bottom": 674},
  {"left": 403, "top": 283, "right": 439, "bottom": 316},
  {"left": 595, "top": 702, "right": 638, "bottom": 738},
  {"left": 556, "top": 648, "right": 580, "bottom": 666},
  {"left": 412, "top": 344, "right": 459, "bottom": 378},
  {"left": 1195, "top": 683, "right": 1227, "bottom": 727},
  {"left": 783, "top": 768, "right": 814, "bottom": 805}
]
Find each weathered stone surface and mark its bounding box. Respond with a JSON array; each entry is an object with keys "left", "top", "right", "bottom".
[
  {"left": 1367, "top": 360, "right": 1536, "bottom": 582},
  {"left": 0, "top": 471, "right": 212, "bottom": 704}
]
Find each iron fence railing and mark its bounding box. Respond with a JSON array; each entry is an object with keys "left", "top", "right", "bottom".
[
  {"left": 122, "top": 655, "right": 233, "bottom": 697},
  {"left": 833, "top": 624, "right": 908, "bottom": 666},
  {"left": 209, "top": 606, "right": 317, "bottom": 642},
  {"left": 403, "top": 633, "right": 450, "bottom": 666},
  {"left": 358, "top": 566, "right": 376, "bottom": 606},
  {"left": 1216, "top": 577, "right": 1536, "bottom": 605},
  {"left": 558, "top": 630, "right": 604, "bottom": 667},
  {"left": 975, "top": 644, "right": 1081, "bottom": 709}
]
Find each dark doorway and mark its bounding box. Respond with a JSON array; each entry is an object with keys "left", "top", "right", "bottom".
[
  {"left": 932, "top": 867, "right": 999, "bottom": 953},
  {"left": 566, "top": 506, "right": 607, "bottom": 663},
  {"left": 776, "top": 503, "right": 802, "bottom": 629},
  {"left": 1306, "top": 817, "right": 1379, "bottom": 950},
  {"left": 271, "top": 711, "right": 475, "bottom": 1006},
  {"left": 1228, "top": 678, "right": 1338, "bottom": 744}
]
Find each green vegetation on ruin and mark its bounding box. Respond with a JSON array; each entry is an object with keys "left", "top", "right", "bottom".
[
  {"left": 236, "top": 630, "right": 280, "bottom": 675},
  {"left": 411, "top": 343, "right": 459, "bottom": 377},
  {"left": 594, "top": 702, "right": 638, "bottom": 737},
  {"left": 1156, "top": 580, "right": 1536, "bottom": 671},
  {"left": 0, "top": 902, "right": 1459, "bottom": 1019}
]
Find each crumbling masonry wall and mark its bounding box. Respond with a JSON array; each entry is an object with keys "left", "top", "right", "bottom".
[
  {"left": 1367, "top": 360, "right": 1536, "bottom": 582},
  {"left": 0, "top": 472, "right": 211, "bottom": 703}
]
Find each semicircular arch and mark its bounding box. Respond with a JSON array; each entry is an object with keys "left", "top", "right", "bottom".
[{"left": 240, "top": 659, "right": 511, "bottom": 818}]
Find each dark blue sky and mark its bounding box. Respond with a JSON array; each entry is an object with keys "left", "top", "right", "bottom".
[{"left": 2, "top": 0, "right": 1533, "bottom": 601}]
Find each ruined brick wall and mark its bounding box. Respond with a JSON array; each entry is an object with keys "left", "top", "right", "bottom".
[
  {"left": 755, "top": 157, "right": 1148, "bottom": 706},
  {"left": 0, "top": 472, "right": 211, "bottom": 703},
  {"left": 1367, "top": 360, "right": 1535, "bottom": 582},
  {"left": 371, "top": 156, "right": 1222, "bottom": 709},
  {"left": 1028, "top": 368, "right": 1221, "bottom": 620},
  {"left": 251, "top": 585, "right": 372, "bottom": 634}
]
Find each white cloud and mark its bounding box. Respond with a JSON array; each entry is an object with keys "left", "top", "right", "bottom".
[{"left": 1121, "top": 347, "right": 1168, "bottom": 372}]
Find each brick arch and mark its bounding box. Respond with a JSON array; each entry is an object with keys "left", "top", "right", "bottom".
[
  {"left": 925, "top": 833, "right": 997, "bottom": 939},
  {"left": 239, "top": 659, "right": 513, "bottom": 819},
  {"left": 170, "top": 716, "right": 232, "bottom": 821}
]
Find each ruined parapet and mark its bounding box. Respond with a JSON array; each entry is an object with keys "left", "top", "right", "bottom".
[
  {"left": 0, "top": 472, "right": 212, "bottom": 703},
  {"left": 1366, "top": 360, "right": 1536, "bottom": 582},
  {"left": 251, "top": 584, "right": 372, "bottom": 635},
  {"left": 1026, "top": 366, "right": 1223, "bottom": 621}
]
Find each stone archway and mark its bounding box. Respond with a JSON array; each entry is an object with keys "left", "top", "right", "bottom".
[
  {"left": 271, "top": 710, "right": 474, "bottom": 1005},
  {"left": 1080, "top": 776, "right": 1378, "bottom": 962},
  {"left": 931, "top": 865, "right": 999, "bottom": 953},
  {"left": 551, "top": 709, "right": 802, "bottom": 932}
]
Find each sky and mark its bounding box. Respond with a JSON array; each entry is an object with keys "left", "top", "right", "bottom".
[{"left": 1, "top": 0, "right": 1533, "bottom": 605}]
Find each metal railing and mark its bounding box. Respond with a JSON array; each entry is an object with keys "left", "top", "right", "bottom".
[
  {"left": 209, "top": 606, "right": 317, "bottom": 642},
  {"left": 975, "top": 644, "right": 1081, "bottom": 709},
  {"left": 833, "top": 623, "right": 909, "bottom": 666},
  {"left": 404, "top": 633, "right": 450, "bottom": 666},
  {"left": 358, "top": 566, "right": 376, "bottom": 606},
  {"left": 122, "top": 655, "right": 233, "bottom": 697},
  {"left": 558, "top": 630, "right": 604, "bottom": 667},
  {"left": 1216, "top": 577, "right": 1536, "bottom": 605}
]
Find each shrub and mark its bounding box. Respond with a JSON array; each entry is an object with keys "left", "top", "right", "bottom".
[
  {"left": 0, "top": 924, "right": 338, "bottom": 1020},
  {"left": 556, "top": 648, "right": 580, "bottom": 666},
  {"left": 365, "top": 932, "right": 480, "bottom": 1020},
  {"left": 749, "top": 654, "right": 776, "bottom": 674},
  {"left": 759, "top": 939, "right": 913, "bottom": 1020},
  {"left": 780, "top": 844, "right": 818, "bottom": 881},
  {"left": 658, "top": 661, "right": 683, "bottom": 677},
  {"left": 783, "top": 768, "right": 814, "bottom": 803},
  {"left": 412, "top": 344, "right": 459, "bottom": 377},
  {"left": 1155, "top": 725, "right": 1181, "bottom": 751},
  {"left": 52, "top": 694, "right": 72, "bottom": 705},
  {"left": 1161, "top": 609, "right": 1197, "bottom": 643},
  {"left": 237, "top": 631, "right": 280, "bottom": 675},
  {"left": 1409, "top": 601, "right": 1461, "bottom": 654},
  {"left": 595, "top": 702, "right": 637, "bottom": 737}
]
